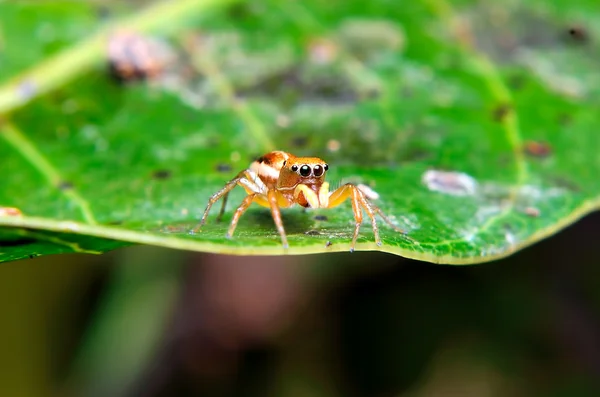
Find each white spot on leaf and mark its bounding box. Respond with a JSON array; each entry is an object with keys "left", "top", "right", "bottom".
[{"left": 422, "top": 170, "right": 477, "bottom": 196}]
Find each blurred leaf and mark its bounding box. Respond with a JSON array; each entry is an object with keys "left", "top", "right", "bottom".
[{"left": 0, "top": 0, "right": 599, "bottom": 264}]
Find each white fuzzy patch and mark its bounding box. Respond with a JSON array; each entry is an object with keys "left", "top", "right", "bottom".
[
  {"left": 250, "top": 161, "right": 280, "bottom": 180},
  {"left": 422, "top": 170, "right": 477, "bottom": 196}
]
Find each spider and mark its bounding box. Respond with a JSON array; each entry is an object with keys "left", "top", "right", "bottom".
[{"left": 192, "top": 151, "right": 411, "bottom": 251}]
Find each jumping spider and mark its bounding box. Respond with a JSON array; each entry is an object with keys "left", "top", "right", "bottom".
[{"left": 192, "top": 151, "right": 411, "bottom": 251}]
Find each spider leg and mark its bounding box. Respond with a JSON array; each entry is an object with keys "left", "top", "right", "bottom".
[
  {"left": 327, "top": 184, "right": 364, "bottom": 251},
  {"left": 267, "top": 189, "right": 289, "bottom": 249},
  {"left": 191, "top": 171, "right": 245, "bottom": 233},
  {"left": 217, "top": 192, "right": 229, "bottom": 222},
  {"left": 355, "top": 188, "right": 382, "bottom": 247},
  {"left": 226, "top": 193, "right": 258, "bottom": 238},
  {"left": 349, "top": 186, "right": 364, "bottom": 251},
  {"left": 369, "top": 202, "right": 416, "bottom": 243},
  {"left": 329, "top": 183, "right": 404, "bottom": 250},
  {"left": 219, "top": 171, "right": 264, "bottom": 222}
]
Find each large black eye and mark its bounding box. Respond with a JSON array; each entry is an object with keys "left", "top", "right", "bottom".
[
  {"left": 324, "top": 164, "right": 329, "bottom": 171},
  {"left": 313, "top": 164, "right": 324, "bottom": 177},
  {"left": 299, "top": 165, "right": 311, "bottom": 177},
  {"left": 291, "top": 165, "right": 298, "bottom": 172}
]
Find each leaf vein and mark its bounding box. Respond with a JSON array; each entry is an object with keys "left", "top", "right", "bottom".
[{"left": 0, "top": 121, "right": 98, "bottom": 224}]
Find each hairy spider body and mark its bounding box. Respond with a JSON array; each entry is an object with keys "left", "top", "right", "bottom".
[{"left": 192, "top": 151, "right": 409, "bottom": 251}]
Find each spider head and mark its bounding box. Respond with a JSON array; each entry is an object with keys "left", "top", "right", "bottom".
[{"left": 278, "top": 156, "right": 329, "bottom": 189}]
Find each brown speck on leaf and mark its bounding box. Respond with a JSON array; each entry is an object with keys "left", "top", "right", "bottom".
[
  {"left": 567, "top": 25, "right": 589, "bottom": 43},
  {"left": 524, "top": 207, "right": 541, "bottom": 217},
  {"left": 492, "top": 103, "right": 512, "bottom": 122},
  {"left": 313, "top": 215, "right": 328, "bottom": 221},
  {"left": 152, "top": 169, "right": 172, "bottom": 180},
  {"left": 524, "top": 140, "right": 552, "bottom": 158},
  {"left": 325, "top": 241, "right": 332, "bottom": 247}
]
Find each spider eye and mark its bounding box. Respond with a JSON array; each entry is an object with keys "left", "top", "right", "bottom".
[
  {"left": 299, "top": 165, "right": 311, "bottom": 177},
  {"left": 291, "top": 165, "right": 298, "bottom": 172},
  {"left": 313, "top": 164, "right": 324, "bottom": 177},
  {"left": 324, "top": 164, "right": 329, "bottom": 171}
]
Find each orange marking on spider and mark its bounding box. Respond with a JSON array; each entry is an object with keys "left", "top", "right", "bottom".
[{"left": 192, "top": 151, "right": 412, "bottom": 251}]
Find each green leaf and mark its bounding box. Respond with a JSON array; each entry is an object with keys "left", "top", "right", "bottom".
[{"left": 1, "top": 0, "right": 599, "bottom": 264}]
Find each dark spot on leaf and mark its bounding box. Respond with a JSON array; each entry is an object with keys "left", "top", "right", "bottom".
[
  {"left": 364, "top": 88, "right": 380, "bottom": 99},
  {"left": 291, "top": 136, "right": 309, "bottom": 148},
  {"left": 238, "top": 67, "right": 357, "bottom": 104},
  {"left": 523, "top": 141, "right": 552, "bottom": 158},
  {"left": 207, "top": 137, "right": 220, "bottom": 148},
  {"left": 226, "top": 2, "right": 255, "bottom": 20},
  {"left": 508, "top": 75, "right": 526, "bottom": 91},
  {"left": 215, "top": 163, "right": 232, "bottom": 173},
  {"left": 313, "top": 215, "right": 328, "bottom": 221},
  {"left": 152, "top": 169, "right": 172, "bottom": 180},
  {"left": 304, "top": 230, "right": 321, "bottom": 236},
  {"left": 325, "top": 241, "right": 333, "bottom": 247},
  {"left": 557, "top": 113, "right": 572, "bottom": 125},
  {"left": 29, "top": 254, "right": 36, "bottom": 259},
  {"left": 57, "top": 181, "right": 74, "bottom": 190},
  {"left": 107, "top": 220, "right": 123, "bottom": 225},
  {"left": 549, "top": 176, "right": 580, "bottom": 192},
  {"left": 96, "top": 5, "right": 111, "bottom": 20},
  {"left": 566, "top": 25, "right": 589, "bottom": 44},
  {"left": 497, "top": 153, "right": 512, "bottom": 167},
  {"left": 400, "top": 86, "right": 413, "bottom": 98},
  {"left": 404, "top": 148, "right": 431, "bottom": 162},
  {"left": 492, "top": 103, "right": 512, "bottom": 122}
]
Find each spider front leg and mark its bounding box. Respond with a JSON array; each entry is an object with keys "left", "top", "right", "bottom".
[
  {"left": 226, "top": 189, "right": 289, "bottom": 249},
  {"left": 267, "top": 189, "right": 289, "bottom": 249},
  {"left": 226, "top": 193, "right": 257, "bottom": 238}
]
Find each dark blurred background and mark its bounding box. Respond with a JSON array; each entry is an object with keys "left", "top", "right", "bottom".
[{"left": 1, "top": 212, "right": 599, "bottom": 397}]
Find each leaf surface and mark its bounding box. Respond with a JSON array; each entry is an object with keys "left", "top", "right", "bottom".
[{"left": 1, "top": 0, "right": 599, "bottom": 264}]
